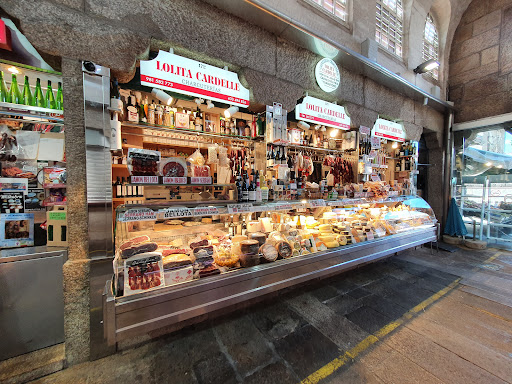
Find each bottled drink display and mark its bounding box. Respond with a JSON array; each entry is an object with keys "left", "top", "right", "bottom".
[
  {"left": 22, "top": 76, "right": 32, "bottom": 106},
  {"left": 56, "top": 82, "right": 63, "bottom": 110},
  {"left": 9, "top": 74, "right": 21, "bottom": 105},
  {"left": 0, "top": 71, "right": 9, "bottom": 103},
  {"left": 33, "top": 78, "right": 45, "bottom": 107}
]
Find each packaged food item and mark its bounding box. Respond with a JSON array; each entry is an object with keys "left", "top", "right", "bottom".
[
  {"left": 127, "top": 148, "right": 160, "bottom": 176},
  {"left": 164, "top": 265, "right": 193, "bottom": 286},
  {"left": 207, "top": 144, "right": 218, "bottom": 164},
  {"left": 187, "top": 149, "right": 205, "bottom": 166},
  {"left": 124, "top": 252, "right": 164, "bottom": 295},
  {"left": 159, "top": 157, "right": 187, "bottom": 177},
  {"left": 190, "top": 165, "right": 210, "bottom": 177},
  {"left": 43, "top": 167, "right": 67, "bottom": 187},
  {"left": 0, "top": 127, "right": 20, "bottom": 162}
]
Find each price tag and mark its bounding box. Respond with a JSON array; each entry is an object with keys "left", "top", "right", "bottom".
[
  {"left": 162, "top": 177, "right": 187, "bottom": 184},
  {"left": 119, "top": 208, "right": 156, "bottom": 222},
  {"left": 193, "top": 207, "right": 219, "bottom": 216},
  {"left": 276, "top": 203, "right": 293, "bottom": 211},
  {"left": 371, "top": 174, "right": 381, "bottom": 182},
  {"left": 369, "top": 150, "right": 377, "bottom": 159},
  {"left": 131, "top": 176, "right": 159, "bottom": 184},
  {"left": 371, "top": 136, "right": 381, "bottom": 149},
  {"left": 359, "top": 126, "right": 371, "bottom": 135},
  {"left": 354, "top": 192, "right": 364, "bottom": 198},
  {"left": 366, "top": 231, "right": 375, "bottom": 241},
  {"left": 162, "top": 207, "right": 193, "bottom": 219},
  {"left": 227, "top": 203, "right": 253, "bottom": 214},
  {"left": 190, "top": 177, "right": 212, "bottom": 184},
  {"left": 48, "top": 211, "right": 66, "bottom": 221},
  {"left": 310, "top": 199, "right": 326, "bottom": 207}
]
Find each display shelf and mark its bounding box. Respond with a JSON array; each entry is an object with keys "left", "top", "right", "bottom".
[
  {"left": 122, "top": 143, "right": 143, "bottom": 149},
  {"left": 286, "top": 143, "right": 353, "bottom": 154},
  {"left": 112, "top": 164, "right": 128, "bottom": 169},
  {"left": 102, "top": 226, "right": 437, "bottom": 345},
  {"left": 122, "top": 121, "right": 257, "bottom": 142},
  {"left": 0, "top": 102, "right": 64, "bottom": 124},
  {"left": 125, "top": 183, "right": 234, "bottom": 187},
  {"left": 113, "top": 197, "right": 145, "bottom": 202}
]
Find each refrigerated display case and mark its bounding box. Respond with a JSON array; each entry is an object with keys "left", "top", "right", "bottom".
[{"left": 103, "top": 195, "right": 437, "bottom": 345}]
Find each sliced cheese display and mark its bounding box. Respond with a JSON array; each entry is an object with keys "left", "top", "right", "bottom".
[
  {"left": 231, "top": 235, "right": 248, "bottom": 243},
  {"left": 318, "top": 224, "right": 333, "bottom": 233},
  {"left": 247, "top": 221, "right": 262, "bottom": 233},
  {"left": 259, "top": 217, "right": 273, "bottom": 233},
  {"left": 325, "top": 241, "right": 340, "bottom": 248},
  {"left": 336, "top": 235, "right": 348, "bottom": 246}
]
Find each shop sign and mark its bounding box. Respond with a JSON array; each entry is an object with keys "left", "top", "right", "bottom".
[
  {"left": 295, "top": 96, "right": 350, "bottom": 130},
  {"left": 371, "top": 118, "right": 406, "bottom": 142},
  {"left": 162, "top": 176, "right": 187, "bottom": 185},
  {"left": 118, "top": 208, "right": 157, "bottom": 222},
  {"left": 193, "top": 207, "right": 219, "bottom": 216},
  {"left": 190, "top": 176, "right": 212, "bottom": 185},
  {"left": 162, "top": 207, "right": 193, "bottom": 219},
  {"left": 131, "top": 176, "right": 159, "bottom": 184},
  {"left": 315, "top": 58, "right": 340, "bottom": 93},
  {"left": 227, "top": 203, "right": 253, "bottom": 214},
  {"left": 140, "top": 50, "right": 250, "bottom": 107}
]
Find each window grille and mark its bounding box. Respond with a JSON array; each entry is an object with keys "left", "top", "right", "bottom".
[
  {"left": 375, "top": 0, "right": 403, "bottom": 57},
  {"left": 422, "top": 13, "right": 439, "bottom": 80},
  {"left": 310, "top": 0, "right": 348, "bottom": 21}
]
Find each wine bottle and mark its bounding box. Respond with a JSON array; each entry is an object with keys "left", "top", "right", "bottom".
[
  {"left": 236, "top": 173, "right": 243, "bottom": 202},
  {"left": 121, "top": 177, "right": 128, "bottom": 198},
  {"left": 115, "top": 177, "right": 123, "bottom": 198},
  {"left": 55, "top": 82, "right": 63, "bottom": 110},
  {"left": 21, "top": 76, "right": 32, "bottom": 106},
  {"left": 45, "top": 80, "right": 56, "bottom": 109},
  {"left": 9, "top": 74, "right": 21, "bottom": 104},
  {"left": 248, "top": 178, "right": 256, "bottom": 202},
  {"left": 33, "top": 78, "right": 44, "bottom": 107},
  {"left": 242, "top": 173, "right": 249, "bottom": 202},
  {"left": 0, "top": 71, "right": 10, "bottom": 103}
]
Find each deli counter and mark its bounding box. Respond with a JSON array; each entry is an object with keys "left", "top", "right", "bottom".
[{"left": 103, "top": 195, "right": 437, "bottom": 345}]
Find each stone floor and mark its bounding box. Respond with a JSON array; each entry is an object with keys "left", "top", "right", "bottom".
[{"left": 28, "top": 245, "right": 512, "bottom": 384}]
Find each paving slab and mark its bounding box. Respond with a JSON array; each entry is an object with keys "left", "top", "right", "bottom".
[
  {"left": 243, "top": 362, "right": 297, "bottom": 384},
  {"left": 345, "top": 306, "right": 392, "bottom": 334},
  {"left": 309, "top": 284, "right": 340, "bottom": 303},
  {"left": 250, "top": 303, "right": 308, "bottom": 341},
  {"left": 360, "top": 294, "right": 408, "bottom": 320},
  {"left": 193, "top": 352, "right": 238, "bottom": 384},
  {"left": 324, "top": 293, "right": 362, "bottom": 316},
  {"left": 273, "top": 324, "right": 340, "bottom": 379}
]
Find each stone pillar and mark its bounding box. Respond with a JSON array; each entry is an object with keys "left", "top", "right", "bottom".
[{"left": 61, "top": 58, "right": 91, "bottom": 366}]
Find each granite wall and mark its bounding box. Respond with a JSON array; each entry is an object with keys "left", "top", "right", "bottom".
[
  {"left": 449, "top": 0, "right": 512, "bottom": 122},
  {"left": 0, "top": 0, "right": 461, "bottom": 366}
]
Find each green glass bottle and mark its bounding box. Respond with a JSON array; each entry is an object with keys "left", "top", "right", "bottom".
[
  {"left": 45, "top": 80, "right": 56, "bottom": 109},
  {"left": 9, "top": 74, "right": 22, "bottom": 105},
  {"left": 0, "top": 71, "right": 10, "bottom": 103},
  {"left": 55, "top": 82, "right": 63, "bottom": 110},
  {"left": 33, "top": 78, "right": 44, "bottom": 107},
  {"left": 22, "top": 76, "right": 33, "bottom": 106}
]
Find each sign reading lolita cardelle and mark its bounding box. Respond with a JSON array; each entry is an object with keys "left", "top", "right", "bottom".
[
  {"left": 315, "top": 58, "right": 340, "bottom": 93},
  {"left": 140, "top": 50, "right": 250, "bottom": 107},
  {"left": 371, "top": 118, "right": 406, "bottom": 142},
  {"left": 295, "top": 96, "right": 350, "bottom": 129}
]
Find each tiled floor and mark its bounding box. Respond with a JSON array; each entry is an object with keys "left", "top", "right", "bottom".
[{"left": 28, "top": 245, "right": 512, "bottom": 384}]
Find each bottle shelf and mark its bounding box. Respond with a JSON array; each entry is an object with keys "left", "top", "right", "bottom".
[
  {"left": 122, "top": 144, "right": 143, "bottom": 149},
  {"left": 0, "top": 101, "right": 64, "bottom": 123},
  {"left": 112, "top": 164, "right": 128, "bottom": 169}
]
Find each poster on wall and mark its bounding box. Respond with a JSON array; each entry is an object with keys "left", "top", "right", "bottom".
[
  {"left": 371, "top": 118, "right": 406, "bottom": 142},
  {"left": 140, "top": 50, "right": 250, "bottom": 108},
  {"left": 0, "top": 213, "right": 34, "bottom": 248},
  {"left": 295, "top": 96, "right": 350, "bottom": 130}
]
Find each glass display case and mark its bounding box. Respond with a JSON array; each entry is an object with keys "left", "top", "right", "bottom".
[{"left": 111, "top": 195, "right": 436, "bottom": 297}]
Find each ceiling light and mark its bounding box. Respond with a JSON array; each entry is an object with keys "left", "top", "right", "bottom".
[
  {"left": 297, "top": 121, "right": 310, "bottom": 130},
  {"left": 320, "top": 125, "right": 326, "bottom": 132},
  {"left": 206, "top": 100, "right": 215, "bottom": 109},
  {"left": 151, "top": 88, "right": 173, "bottom": 105},
  {"left": 7, "top": 66, "right": 20, "bottom": 74},
  {"left": 392, "top": 142, "right": 398, "bottom": 149},
  {"left": 497, "top": 165, "right": 503, "bottom": 168},
  {"left": 194, "top": 98, "right": 204, "bottom": 105},
  {"left": 330, "top": 129, "right": 338, "bottom": 138},
  {"left": 224, "top": 106, "right": 239, "bottom": 118},
  {"left": 314, "top": 124, "right": 321, "bottom": 131},
  {"left": 413, "top": 59, "right": 440, "bottom": 74},
  {"left": 485, "top": 162, "right": 493, "bottom": 166}
]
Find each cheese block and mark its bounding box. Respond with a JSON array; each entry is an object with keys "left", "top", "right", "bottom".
[
  {"left": 231, "top": 235, "right": 248, "bottom": 243},
  {"left": 318, "top": 224, "right": 333, "bottom": 233},
  {"left": 336, "top": 235, "right": 347, "bottom": 246},
  {"left": 259, "top": 217, "right": 273, "bottom": 233},
  {"left": 318, "top": 234, "right": 336, "bottom": 243},
  {"left": 249, "top": 232, "right": 266, "bottom": 246},
  {"left": 316, "top": 242, "right": 328, "bottom": 251},
  {"left": 240, "top": 239, "right": 260, "bottom": 255},
  {"left": 201, "top": 217, "right": 213, "bottom": 224},
  {"left": 325, "top": 241, "right": 340, "bottom": 248},
  {"left": 239, "top": 251, "right": 260, "bottom": 267},
  {"left": 247, "top": 221, "right": 262, "bottom": 233}
]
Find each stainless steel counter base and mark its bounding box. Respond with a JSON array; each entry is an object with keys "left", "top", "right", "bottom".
[{"left": 103, "top": 228, "right": 436, "bottom": 346}]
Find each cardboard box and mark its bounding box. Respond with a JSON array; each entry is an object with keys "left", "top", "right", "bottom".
[{"left": 46, "top": 206, "right": 67, "bottom": 246}]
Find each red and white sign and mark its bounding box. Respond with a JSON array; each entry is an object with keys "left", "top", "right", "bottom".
[
  {"left": 140, "top": 51, "right": 250, "bottom": 108},
  {"left": 190, "top": 176, "right": 212, "bottom": 185},
  {"left": 162, "top": 177, "right": 187, "bottom": 185},
  {"left": 315, "top": 58, "right": 340, "bottom": 93},
  {"left": 193, "top": 207, "right": 220, "bottom": 216},
  {"left": 131, "top": 176, "right": 159, "bottom": 184},
  {"left": 118, "top": 208, "right": 157, "bottom": 222},
  {"left": 0, "top": 20, "right": 12, "bottom": 51},
  {"left": 295, "top": 96, "right": 350, "bottom": 130},
  {"left": 371, "top": 118, "right": 406, "bottom": 142}
]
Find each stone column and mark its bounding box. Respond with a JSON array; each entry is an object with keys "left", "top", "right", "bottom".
[{"left": 61, "top": 58, "right": 91, "bottom": 366}]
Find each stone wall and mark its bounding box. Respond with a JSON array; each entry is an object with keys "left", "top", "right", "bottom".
[
  {"left": 448, "top": 0, "right": 512, "bottom": 122},
  {"left": 0, "top": 0, "right": 459, "bottom": 365}
]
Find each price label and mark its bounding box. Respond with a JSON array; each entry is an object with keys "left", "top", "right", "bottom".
[
  {"left": 190, "top": 177, "right": 212, "bottom": 184},
  {"left": 371, "top": 136, "right": 381, "bottom": 149},
  {"left": 310, "top": 199, "right": 326, "bottom": 207},
  {"left": 227, "top": 203, "right": 253, "bottom": 214},
  {"left": 131, "top": 176, "right": 159, "bottom": 184},
  {"left": 354, "top": 192, "right": 364, "bottom": 198},
  {"left": 371, "top": 174, "right": 381, "bottom": 182},
  {"left": 193, "top": 207, "right": 219, "bottom": 216},
  {"left": 276, "top": 203, "right": 293, "bottom": 211},
  {"left": 48, "top": 211, "right": 66, "bottom": 221},
  {"left": 369, "top": 150, "right": 377, "bottom": 159},
  {"left": 359, "top": 126, "right": 371, "bottom": 135},
  {"left": 119, "top": 208, "right": 156, "bottom": 222},
  {"left": 366, "top": 231, "right": 375, "bottom": 241},
  {"left": 162, "top": 177, "right": 187, "bottom": 184},
  {"left": 162, "top": 207, "right": 193, "bottom": 219},
  {"left": 328, "top": 200, "right": 343, "bottom": 206}
]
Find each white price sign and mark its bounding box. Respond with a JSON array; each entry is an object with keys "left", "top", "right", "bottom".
[
  {"left": 310, "top": 199, "right": 326, "bottom": 207},
  {"left": 227, "top": 203, "right": 253, "bottom": 214},
  {"left": 162, "top": 207, "right": 193, "bottom": 219},
  {"left": 366, "top": 231, "right": 375, "bottom": 241},
  {"left": 371, "top": 174, "right": 381, "bottom": 182},
  {"left": 118, "top": 208, "right": 157, "bottom": 222},
  {"left": 163, "top": 177, "right": 187, "bottom": 184},
  {"left": 276, "top": 203, "right": 293, "bottom": 211},
  {"left": 190, "top": 177, "right": 212, "bottom": 184},
  {"left": 193, "top": 207, "right": 219, "bottom": 216},
  {"left": 131, "top": 176, "right": 159, "bottom": 184}
]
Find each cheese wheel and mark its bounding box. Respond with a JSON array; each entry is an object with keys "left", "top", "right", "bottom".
[
  {"left": 260, "top": 243, "right": 278, "bottom": 262},
  {"left": 240, "top": 239, "right": 260, "bottom": 255},
  {"left": 231, "top": 235, "right": 248, "bottom": 243},
  {"left": 325, "top": 241, "right": 340, "bottom": 248},
  {"left": 276, "top": 241, "right": 292, "bottom": 258},
  {"left": 250, "top": 232, "right": 267, "bottom": 246},
  {"left": 337, "top": 235, "right": 348, "bottom": 246},
  {"left": 318, "top": 224, "right": 333, "bottom": 233},
  {"left": 318, "top": 234, "right": 336, "bottom": 243},
  {"left": 247, "top": 221, "right": 262, "bottom": 233}
]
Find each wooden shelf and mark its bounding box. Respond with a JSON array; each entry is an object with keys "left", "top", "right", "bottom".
[
  {"left": 122, "top": 144, "right": 143, "bottom": 149},
  {"left": 112, "top": 164, "right": 128, "bottom": 169}
]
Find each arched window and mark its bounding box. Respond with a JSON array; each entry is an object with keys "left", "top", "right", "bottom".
[
  {"left": 309, "top": 0, "right": 348, "bottom": 21},
  {"left": 423, "top": 13, "right": 439, "bottom": 80},
  {"left": 375, "top": 0, "right": 404, "bottom": 57}
]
